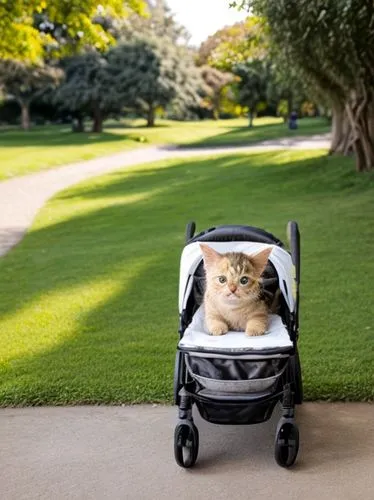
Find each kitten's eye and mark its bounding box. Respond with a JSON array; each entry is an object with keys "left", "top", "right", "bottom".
[
  {"left": 240, "top": 276, "right": 249, "bottom": 285},
  {"left": 218, "top": 276, "right": 226, "bottom": 284}
]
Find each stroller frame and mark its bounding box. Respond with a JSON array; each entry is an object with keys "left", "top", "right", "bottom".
[{"left": 174, "top": 221, "right": 303, "bottom": 468}]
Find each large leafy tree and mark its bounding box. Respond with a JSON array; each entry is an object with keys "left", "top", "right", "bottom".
[
  {"left": 200, "top": 66, "right": 235, "bottom": 120},
  {"left": 233, "top": 59, "right": 270, "bottom": 127},
  {"left": 237, "top": 0, "right": 374, "bottom": 172},
  {"left": 55, "top": 52, "right": 113, "bottom": 133},
  {"left": 198, "top": 16, "right": 274, "bottom": 125},
  {"left": 0, "top": 0, "right": 147, "bottom": 62},
  {"left": 197, "top": 16, "right": 267, "bottom": 71},
  {"left": 0, "top": 59, "right": 62, "bottom": 129},
  {"left": 106, "top": 36, "right": 202, "bottom": 127},
  {"left": 122, "top": 0, "right": 189, "bottom": 45}
]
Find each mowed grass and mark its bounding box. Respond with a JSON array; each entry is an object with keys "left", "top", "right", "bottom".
[
  {"left": 0, "top": 116, "right": 329, "bottom": 180},
  {"left": 1, "top": 149, "right": 373, "bottom": 406}
]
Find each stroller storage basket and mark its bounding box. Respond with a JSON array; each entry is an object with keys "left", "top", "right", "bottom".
[
  {"left": 185, "top": 353, "right": 289, "bottom": 394},
  {"left": 195, "top": 397, "right": 278, "bottom": 425}
]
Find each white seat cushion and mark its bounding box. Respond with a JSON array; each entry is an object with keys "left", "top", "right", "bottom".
[{"left": 179, "top": 306, "right": 292, "bottom": 353}]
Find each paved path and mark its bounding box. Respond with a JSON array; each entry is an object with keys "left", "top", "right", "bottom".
[
  {"left": 1, "top": 403, "right": 374, "bottom": 500},
  {"left": 0, "top": 134, "right": 329, "bottom": 257}
]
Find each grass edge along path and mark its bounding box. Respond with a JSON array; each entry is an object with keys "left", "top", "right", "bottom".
[
  {"left": 0, "top": 117, "right": 330, "bottom": 180},
  {"left": 0, "top": 148, "right": 373, "bottom": 406}
]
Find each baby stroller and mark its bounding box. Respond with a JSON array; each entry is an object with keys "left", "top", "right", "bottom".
[{"left": 174, "top": 221, "right": 303, "bottom": 468}]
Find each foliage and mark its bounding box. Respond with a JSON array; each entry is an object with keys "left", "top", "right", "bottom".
[
  {"left": 121, "top": 0, "right": 190, "bottom": 45},
  {"left": 0, "top": 59, "right": 62, "bottom": 129},
  {"left": 199, "top": 66, "right": 235, "bottom": 119},
  {"left": 197, "top": 16, "right": 268, "bottom": 71},
  {"left": 0, "top": 0, "right": 147, "bottom": 62},
  {"left": 55, "top": 52, "right": 114, "bottom": 132},
  {"left": 236, "top": 0, "right": 374, "bottom": 171},
  {"left": 106, "top": 35, "right": 203, "bottom": 126},
  {"left": 232, "top": 59, "right": 271, "bottom": 126}
]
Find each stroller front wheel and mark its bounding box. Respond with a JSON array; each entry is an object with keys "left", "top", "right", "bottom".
[
  {"left": 174, "top": 422, "right": 199, "bottom": 468},
  {"left": 274, "top": 421, "right": 299, "bottom": 467}
]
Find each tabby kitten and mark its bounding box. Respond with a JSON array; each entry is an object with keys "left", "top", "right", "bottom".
[{"left": 200, "top": 244, "right": 272, "bottom": 336}]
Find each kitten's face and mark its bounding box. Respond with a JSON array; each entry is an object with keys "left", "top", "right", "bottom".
[{"left": 200, "top": 245, "right": 272, "bottom": 306}]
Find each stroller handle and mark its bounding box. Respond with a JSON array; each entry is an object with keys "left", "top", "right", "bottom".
[{"left": 185, "top": 221, "right": 196, "bottom": 243}]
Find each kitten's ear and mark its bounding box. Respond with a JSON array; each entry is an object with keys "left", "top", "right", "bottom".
[
  {"left": 250, "top": 247, "right": 272, "bottom": 278},
  {"left": 199, "top": 244, "right": 222, "bottom": 268}
]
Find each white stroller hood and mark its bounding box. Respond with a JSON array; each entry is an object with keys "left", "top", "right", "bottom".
[{"left": 178, "top": 241, "right": 295, "bottom": 314}]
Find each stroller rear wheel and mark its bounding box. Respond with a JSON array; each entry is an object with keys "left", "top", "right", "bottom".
[
  {"left": 274, "top": 420, "right": 299, "bottom": 467},
  {"left": 174, "top": 422, "right": 199, "bottom": 468}
]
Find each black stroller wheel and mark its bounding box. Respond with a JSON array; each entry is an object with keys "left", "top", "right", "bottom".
[
  {"left": 274, "top": 421, "right": 299, "bottom": 467},
  {"left": 174, "top": 422, "right": 199, "bottom": 468}
]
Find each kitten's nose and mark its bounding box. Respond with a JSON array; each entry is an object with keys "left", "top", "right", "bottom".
[{"left": 229, "top": 285, "right": 237, "bottom": 293}]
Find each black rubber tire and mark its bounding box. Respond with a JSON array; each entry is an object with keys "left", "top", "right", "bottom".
[
  {"left": 274, "top": 421, "right": 299, "bottom": 467},
  {"left": 174, "top": 423, "right": 199, "bottom": 468}
]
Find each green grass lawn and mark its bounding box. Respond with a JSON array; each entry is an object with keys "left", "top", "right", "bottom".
[
  {"left": 0, "top": 116, "right": 330, "bottom": 180},
  {"left": 1, "top": 148, "right": 373, "bottom": 406}
]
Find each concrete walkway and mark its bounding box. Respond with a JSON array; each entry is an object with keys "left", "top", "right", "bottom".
[
  {"left": 1, "top": 403, "right": 374, "bottom": 500},
  {"left": 0, "top": 134, "right": 329, "bottom": 256},
  {"left": 2, "top": 133, "right": 374, "bottom": 499}
]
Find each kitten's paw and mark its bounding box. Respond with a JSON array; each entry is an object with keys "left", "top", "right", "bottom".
[
  {"left": 245, "top": 327, "right": 265, "bottom": 337},
  {"left": 209, "top": 321, "right": 229, "bottom": 336},
  {"left": 245, "top": 319, "right": 267, "bottom": 336}
]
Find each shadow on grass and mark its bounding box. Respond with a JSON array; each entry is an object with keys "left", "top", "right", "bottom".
[
  {"left": 180, "top": 118, "right": 331, "bottom": 149},
  {"left": 0, "top": 150, "right": 373, "bottom": 405},
  {"left": 0, "top": 125, "right": 139, "bottom": 148}
]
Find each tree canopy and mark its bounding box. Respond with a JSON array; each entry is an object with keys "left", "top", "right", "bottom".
[
  {"left": 197, "top": 16, "right": 267, "bottom": 71},
  {"left": 0, "top": 59, "right": 62, "bottom": 129},
  {"left": 55, "top": 52, "right": 111, "bottom": 132},
  {"left": 236, "top": 0, "right": 374, "bottom": 171},
  {"left": 106, "top": 36, "right": 202, "bottom": 126},
  {"left": 0, "top": 0, "right": 147, "bottom": 62},
  {"left": 233, "top": 59, "right": 270, "bottom": 126}
]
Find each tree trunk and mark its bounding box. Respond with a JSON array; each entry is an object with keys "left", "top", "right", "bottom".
[
  {"left": 92, "top": 105, "right": 103, "bottom": 133},
  {"left": 212, "top": 93, "right": 220, "bottom": 120},
  {"left": 347, "top": 98, "right": 374, "bottom": 172},
  {"left": 20, "top": 102, "right": 30, "bottom": 130},
  {"left": 146, "top": 106, "right": 155, "bottom": 127},
  {"left": 329, "top": 93, "right": 374, "bottom": 172},
  {"left": 248, "top": 109, "right": 254, "bottom": 128},
  {"left": 72, "top": 115, "right": 85, "bottom": 133},
  {"left": 287, "top": 93, "right": 293, "bottom": 119},
  {"left": 329, "top": 104, "right": 352, "bottom": 154}
]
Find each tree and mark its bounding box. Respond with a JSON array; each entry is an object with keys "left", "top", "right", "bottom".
[
  {"left": 0, "top": 60, "right": 62, "bottom": 129},
  {"left": 107, "top": 36, "right": 203, "bottom": 127},
  {"left": 0, "top": 0, "right": 147, "bottom": 62},
  {"left": 233, "top": 59, "right": 271, "bottom": 127},
  {"left": 237, "top": 0, "right": 374, "bottom": 172},
  {"left": 200, "top": 66, "right": 235, "bottom": 119},
  {"left": 266, "top": 54, "right": 309, "bottom": 121},
  {"left": 122, "top": 0, "right": 190, "bottom": 45},
  {"left": 55, "top": 52, "right": 113, "bottom": 133},
  {"left": 197, "top": 16, "right": 268, "bottom": 71}
]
